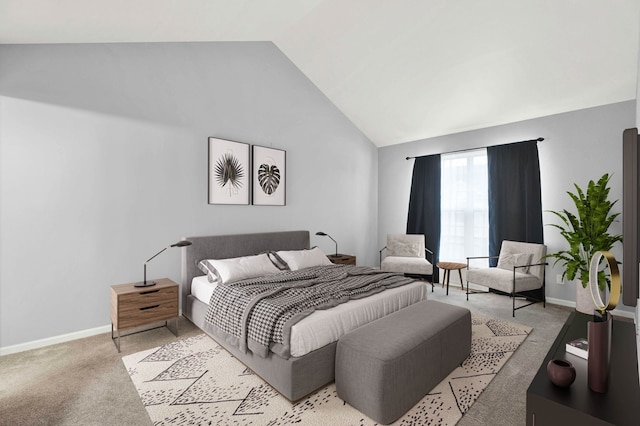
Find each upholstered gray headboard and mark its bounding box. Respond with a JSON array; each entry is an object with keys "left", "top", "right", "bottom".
[{"left": 181, "top": 230, "right": 310, "bottom": 309}]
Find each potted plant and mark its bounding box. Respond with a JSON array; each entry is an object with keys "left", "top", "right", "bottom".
[{"left": 545, "top": 173, "right": 622, "bottom": 314}]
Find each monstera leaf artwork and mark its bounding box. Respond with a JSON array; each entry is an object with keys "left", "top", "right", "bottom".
[
  {"left": 252, "top": 145, "right": 286, "bottom": 206},
  {"left": 258, "top": 163, "right": 280, "bottom": 195},
  {"left": 208, "top": 138, "right": 250, "bottom": 205},
  {"left": 215, "top": 153, "right": 245, "bottom": 195}
]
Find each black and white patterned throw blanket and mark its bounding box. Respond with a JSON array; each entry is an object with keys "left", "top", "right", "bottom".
[{"left": 204, "top": 265, "right": 417, "bottom": 358}]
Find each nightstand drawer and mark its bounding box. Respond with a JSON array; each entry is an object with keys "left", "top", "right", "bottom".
[
  {"left": 110, "top": 279, "right": 180, "bottom": 331},
  {"left": 117, "top": 301, "right": 178, "bottom": 329},
  {"left": 118, "top": 286, "right": 177, "bottom": 310},
  {"left": 328, "top": 254, "right": 356, "bottom": 265}
]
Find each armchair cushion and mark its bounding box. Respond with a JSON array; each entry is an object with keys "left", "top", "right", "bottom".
[
  {"left": 387, "top": 234, "right": 425, "bottom": 258},
  {"left": 381, "top": 256, "right": 433, "bottom": 276},
  {"left": 497, "top": 252, "right": 532, "bottom": 273},
  {"left": 498, "top": 240, "right": 546, "bottom": 282},
  {"left": 466, "top": 268, "right": 541, "bottom": 293}
]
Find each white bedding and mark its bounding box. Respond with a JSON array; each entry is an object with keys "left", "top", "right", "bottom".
[{"left": 191, "top": 273, "right": 427, "bottom": 357}]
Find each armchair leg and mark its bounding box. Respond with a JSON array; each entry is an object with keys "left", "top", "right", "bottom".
[
  {"left": 466, "top": 280, "right": 469, "bottom": 301},
  {"left": 512, "top": 274, "right": 515, "bottom": 317},
  {"left": 512, "top": 279, "right": 516, "bottom": 317}
]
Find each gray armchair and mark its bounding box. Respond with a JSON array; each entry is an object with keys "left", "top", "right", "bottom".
[
  {"left": 379, "top": 234, "right": 435, "bottom": 291},
  {"left": 466, "top": 240, "right": 547, "bottom": 316}
]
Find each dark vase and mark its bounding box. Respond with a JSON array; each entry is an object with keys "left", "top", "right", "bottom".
[
  {"left": 547, "top": 359, "right": 576, "bottom": 387},
  {"left": 587, "top": 311, "right": 612, "bottom": 393}
]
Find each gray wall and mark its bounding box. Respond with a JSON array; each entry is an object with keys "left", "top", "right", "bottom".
[
  {"left": 378, "top": 101, "right": 636, "bottom": 314},
  {"left": 0, "top": 42, "right": 378, "bottom": 348}
]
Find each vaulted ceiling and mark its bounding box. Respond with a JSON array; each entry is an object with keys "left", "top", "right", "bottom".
[{"left": 1, "top": 0, "right": 639, "bottom": 147}]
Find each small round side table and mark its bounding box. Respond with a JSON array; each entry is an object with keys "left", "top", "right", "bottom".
[{"left": 436, "top": 261, "right": 466, "bottom": 295}]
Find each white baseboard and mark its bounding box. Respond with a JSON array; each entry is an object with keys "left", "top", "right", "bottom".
[
  {"left": 545, "top": 297, "right": 575, "bottom": 309},
  {"left": 1, "top": 307, "right": 185, "bottom": 356},
  {"left": 0, "top": 324, "right": 112, "bottom": 356},
  {"left": 545, "top": 297, "right": 636, "bottom": 319}
]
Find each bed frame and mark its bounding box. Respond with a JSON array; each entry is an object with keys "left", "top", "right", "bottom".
[{"left": 181, "top": 230, "right": 337, "bottom": 401}]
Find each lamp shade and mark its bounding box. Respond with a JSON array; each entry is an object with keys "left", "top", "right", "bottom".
[{"left": 171, "top": 240, "right": 192, "bottom": 248}]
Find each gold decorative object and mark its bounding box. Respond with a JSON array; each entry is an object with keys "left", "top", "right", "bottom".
[{"left": 588, "top": 251, "right": 621, "bottom": 314}]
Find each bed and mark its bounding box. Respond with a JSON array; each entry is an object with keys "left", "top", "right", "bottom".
[{"left": 181, "top": 230, "right": 426, "bottom": 400}]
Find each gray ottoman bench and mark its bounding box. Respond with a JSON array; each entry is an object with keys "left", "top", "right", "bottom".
[{"left": 335, "top": 300, "right": 471, "bottom": 424}]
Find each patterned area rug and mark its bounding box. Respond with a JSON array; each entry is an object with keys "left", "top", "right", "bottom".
[{"left": 123, "top": 314, "right": 531, "bottom": 425}]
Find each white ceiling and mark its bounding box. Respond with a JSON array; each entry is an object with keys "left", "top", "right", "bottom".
[{"left": 1, "top": 0, "right": 639, "bottom": 147}]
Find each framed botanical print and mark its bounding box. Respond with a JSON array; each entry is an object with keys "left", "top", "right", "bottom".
[
  {"left": 252, "top": 145, "right": 286, "bottom": 206},
  {"left": 208, "top": 137, "right": 250, "bottom": 205}
]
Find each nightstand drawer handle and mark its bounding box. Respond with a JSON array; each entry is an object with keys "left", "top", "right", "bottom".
[
  {"left": 140, "top": 305, "right": 160, "bottom": 311},
  {"left": 140, "top": 289, "right": 160, "bottom": 295}
]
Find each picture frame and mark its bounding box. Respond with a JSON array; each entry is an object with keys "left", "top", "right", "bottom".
[
  {"left": 252, "top": 145, "right": 286, "bottom": 206},
  {"left": 208, "top": 137, "right": 250, "bottom": 205}
]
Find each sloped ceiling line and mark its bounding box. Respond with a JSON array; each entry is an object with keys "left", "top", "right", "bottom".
[{"left": 1, "top": 0, "right": 638, "bottom": 147}]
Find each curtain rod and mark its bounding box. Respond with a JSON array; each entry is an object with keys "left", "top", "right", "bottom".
[{"left": 405, "top": 137, "right": 544, "bottom": 160}]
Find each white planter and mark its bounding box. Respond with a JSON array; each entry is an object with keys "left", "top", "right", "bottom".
[{"left": 575, "top": 281, "right": 594, "bottom": 314}]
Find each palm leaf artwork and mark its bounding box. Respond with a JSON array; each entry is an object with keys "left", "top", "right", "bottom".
[
  {"left": 214, "top": 153, "right": 244, "bottom": 196},
  {"left": 545, "top": 173, "right": 622, "bottom": 290},
  {"left": 258, "top": 163, "right": 280, "bottom": 195}
]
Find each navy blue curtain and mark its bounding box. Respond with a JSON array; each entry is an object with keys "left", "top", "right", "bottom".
[
  {"left": 487, "top": 140, "right": 543, "bottom": 266},
  {"left": 406, "top": 154, "right": 441, "bottom": 282}
]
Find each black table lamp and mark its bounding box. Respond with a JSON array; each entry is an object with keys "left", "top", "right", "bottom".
[
  {"left": 135, "top": 240, "right": 192, "bottom": 287},
  {"left": 316, "top": 231, "right": 339, "bottom": 258}
]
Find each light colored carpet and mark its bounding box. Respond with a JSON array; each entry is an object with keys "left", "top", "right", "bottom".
[{"left": 123, "top": 314, "right": 531, "bottom": 425}]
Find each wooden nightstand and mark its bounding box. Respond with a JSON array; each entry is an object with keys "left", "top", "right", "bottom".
[
  {"left": 328, "top": 254, "right": 356, "bottom": 265},
  {"left": 110, "top": 278, "right": 179, "bottom": 352}
]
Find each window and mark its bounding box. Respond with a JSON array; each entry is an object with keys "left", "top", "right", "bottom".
[{"left": 440, "top": 149, "right": 489, "bottom": 265}]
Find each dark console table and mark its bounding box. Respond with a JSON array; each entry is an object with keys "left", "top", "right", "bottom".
[{"left": 526, "top": 311, "right": 640, "bottom": 425}]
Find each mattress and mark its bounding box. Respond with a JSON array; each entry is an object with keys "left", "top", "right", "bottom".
[{"left": 191, "top": 274, "right": 427, "bottom": 357}]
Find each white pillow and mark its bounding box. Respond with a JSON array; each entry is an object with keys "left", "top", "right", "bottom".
[
  {"left": 276, "top": 247, "right": 333, "bottom": 271},
  {"left": 200, "top": 253, "right": 281, "bottom": 283},
  {"left": 497, "top": 252, "right": 532, "bottom": 273}
]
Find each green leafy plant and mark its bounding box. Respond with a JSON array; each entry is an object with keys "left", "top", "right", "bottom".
[{"left": 545, "top": 173, "right": 622, "bottom": 290}]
